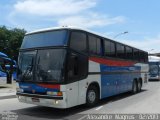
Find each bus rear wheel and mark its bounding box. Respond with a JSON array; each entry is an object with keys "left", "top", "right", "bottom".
[
  {"left": 86, "top": 85, "right": 99, "bottom": 107},
  {"left": 132, "top": 80, "right": 138, "bottom": 94},
  {"left": 137, "top": 79, "right": 142, "bottom": 92}
]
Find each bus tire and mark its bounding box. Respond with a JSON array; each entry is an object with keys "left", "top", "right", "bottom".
[
  {"left": 132, "top": 80, "right": 138, "bottom": 94},
  {"left": 137, "top": 79, "right": 142, "bottom": 92},
  {"left": 86, "top": 85, "right": 99, "bottom": 107}
]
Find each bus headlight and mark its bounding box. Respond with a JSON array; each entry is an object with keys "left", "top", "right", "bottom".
[
  {"left": 16, "top": 88, "right": 24, "bottom": 93},
  {"left": 54, "top": 100, "right": 59, "bottom": 104}
]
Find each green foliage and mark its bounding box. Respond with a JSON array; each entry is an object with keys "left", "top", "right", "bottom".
[{"left": 0, "top": 26, "right": 26, "bottom": 61}]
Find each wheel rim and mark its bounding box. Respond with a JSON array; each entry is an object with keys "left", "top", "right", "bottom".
[{"left": 88, "top": 90, "right": 96, "bottom": 103}]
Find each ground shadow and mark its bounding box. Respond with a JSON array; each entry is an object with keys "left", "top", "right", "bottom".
[
  {"left": 149, "top": 79, "right": 160, "bottom": 82},
  {"left": 0, "top": 86, "right": 8, "bottom": 88}
]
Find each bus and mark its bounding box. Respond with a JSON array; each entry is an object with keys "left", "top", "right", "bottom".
[
  {"left": 0, "top": 52, "right": 17, "bottom": 84},
  {"left": 0, "top": 66, "right": 7, "bottom": 84},
  {"left": 16, "top": 27, "right": 149, "bottom": 108},
  {"left": 0, "top": 52, "right": 8, "bottom": 84},
  {"left": 149, "top": 56, "right": 160, "bottom": 81}
]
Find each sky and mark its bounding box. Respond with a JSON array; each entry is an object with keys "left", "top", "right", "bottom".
[{"left": 0, "top": 0, "right": 160, "bottom": 53}]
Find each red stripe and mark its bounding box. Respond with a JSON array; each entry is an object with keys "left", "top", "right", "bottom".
[
  {"left": 89, "top": 57, "right": 136, "bottom": 67},
  {"left": 37, "top": 84, "right": 60, "bottom": 89}
]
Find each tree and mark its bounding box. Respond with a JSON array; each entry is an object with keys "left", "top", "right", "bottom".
[{"left": 0, "top": 26, "right": 26, "bottom": 61}]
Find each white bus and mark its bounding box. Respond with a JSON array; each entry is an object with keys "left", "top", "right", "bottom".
[
  {"left": 16, "top": 27, "right": 149, "bottom": 108},
  {"left": 149, "top": 56, "right": 160, "bottom": 80}
]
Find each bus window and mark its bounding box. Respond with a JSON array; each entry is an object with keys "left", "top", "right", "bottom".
[
  {"left": 89, "top": 35, "right": 101, "bottom": 55},
  {"left": 18, "top": 51, "right": 36, "bottom": 81},
  {"left": 144, "top": 52, "right": 148, "bottom": 63},
  {"left": 104, "top": 39, "right": 116, "bottom": 57},
  {"left": 22, "top": 30, "right": 68, "bottom": 49},
  {"left": 139, "top": 51, "right": 144, "bottom": 62},
  {"left": 116, "top": 43, "right": 125, "bottom": 58},
  {"left": 133, "top": 49, "right": 139, "bottom": 61},
  {"left": 70, "top": 32, "right": 87, "bottom": 53},
  {"left": 126, "top": 46, "right": 133, "bottom": 60},
  {"left": 141, "top": 51, "right": 148, "bottom": 63},
  {"left": 110, "top": 42, "right": 116, "bottom": 57},
  {"left": 36, "top": 49, "right": 66, "bottom": 82},
  {"left": 67, "top": 51, "right": 88, "bottom": 82}
]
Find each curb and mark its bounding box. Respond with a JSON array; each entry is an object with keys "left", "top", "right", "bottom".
[{"left": 0, "top": 95, "right": 16, "bottom": 100}]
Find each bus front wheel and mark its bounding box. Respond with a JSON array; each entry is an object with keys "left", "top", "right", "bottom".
[{"left": 86, "top": 85, "right": 99, "bottom": 107}]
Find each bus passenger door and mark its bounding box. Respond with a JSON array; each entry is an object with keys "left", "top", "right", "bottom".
[{"left": 67, "top": 51, "right": 88, "bottom": 107}]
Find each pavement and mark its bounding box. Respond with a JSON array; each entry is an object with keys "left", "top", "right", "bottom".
[
  {"left": 0, "top": 81, "right": 160, "bottom": 120},
  {"left": 0, "top": 80, "right": 17, "bottom": 99}
]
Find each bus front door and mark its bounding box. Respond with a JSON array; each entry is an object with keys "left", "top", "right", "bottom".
[{"left": 67, "top": 51, "right": 88, "bottom": 107}]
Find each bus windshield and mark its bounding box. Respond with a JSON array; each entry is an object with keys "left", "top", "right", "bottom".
[
  {"left": 18, "top": 49, "right": 66, "bottom": 83},
  {"left": 21, "top": 30, "right": 68, "bottom": 49},
  {"left": 149, "top": 64, "right": 159, "bottom": 75}
]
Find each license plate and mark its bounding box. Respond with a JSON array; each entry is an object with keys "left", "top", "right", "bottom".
[{"left": 32, "top": 97, "right": 40, "bottom": 102}]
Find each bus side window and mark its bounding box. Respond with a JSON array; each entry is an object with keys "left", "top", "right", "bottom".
[
  {"left": 133, "top": 49, "right": 139, "bottom": 61},
  {"left": 104, "top": 39, "right": 116, "bottom": 58},
  {"left": 116, "top": 43, "right": 125, "bottom": 59},
  {"left": 67, "top": 52, "right": 88, "bottom": 82},
  {"left": 126, "top": 46, "right": 133, "bottom": 60},
  {"left": 88, "top": 35, "right": 101, "bottom": 55},
  {"left": 70, "top": 31, "right": 87, "bottom": 53}
]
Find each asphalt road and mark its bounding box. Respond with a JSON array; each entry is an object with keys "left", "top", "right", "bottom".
[{"left": 0, "top": 81, "right": 160, "bottom": 120}]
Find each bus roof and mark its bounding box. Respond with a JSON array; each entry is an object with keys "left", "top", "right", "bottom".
[
  {"left": 26, "top": 26, "right": 147, "bottom": 53},
  {"left": 26, "top": 26, "right": 95, "bottom": 35},
  {"left": 149, "top": 56, "right": 160, "bottom": 62},
  {"left": 0, "top": 52, "right": 8, "bottom": 57}
]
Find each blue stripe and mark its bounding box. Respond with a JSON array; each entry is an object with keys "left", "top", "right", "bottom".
[
  {"left": 100, "top": 64, "right": 141, "bottom": 98},
  {"left": 19, "top": 83, "right": 59, "bottom": 94}
]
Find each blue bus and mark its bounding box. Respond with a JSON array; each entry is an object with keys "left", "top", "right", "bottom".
[
  {"left": 0, "top": 66, "right": 7, "bottom": 84},
  {"left": 16, "top": 27, "right": 149, "bottom": 108},
  {"left": 0, "top": 52, "right": 17, "bottom": 84}
]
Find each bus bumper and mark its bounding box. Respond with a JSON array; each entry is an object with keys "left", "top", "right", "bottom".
[
  {"left": 16, "top": 93, "right": 67, "bottom": 109},
  {"left": 149, "top": 76, "right": 160, "bottom": 80}
]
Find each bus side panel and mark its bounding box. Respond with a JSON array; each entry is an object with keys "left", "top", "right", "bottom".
[
  {"left": 100, "top": 64, "right": 141, "bottom": 99},
  {"left": 135, "top": 63, "right": 149, "bottom": 86},
  {"left": 100, "top": 65, "right": 117, "bottom": 98},
  {"left": 61, "top": 82, "right": 79, "bottom": 108}
]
